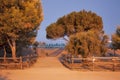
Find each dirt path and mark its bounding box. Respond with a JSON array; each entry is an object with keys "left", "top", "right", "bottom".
[
  {"left": 0, "top": 57, "right": 120, "bottom": 80},
  {"left": 48, "top": 48, "right": 64, "bottom": 57},
  {"left": 33, "top": 57, "right": 65, "bottom": 68}
]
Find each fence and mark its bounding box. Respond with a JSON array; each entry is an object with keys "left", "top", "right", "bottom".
[
  {"left": 0, "top": 54, "right": 38, "bottom": 69},
  {"left": 61, "top": 55, "right": 120, "bottom": 71}
]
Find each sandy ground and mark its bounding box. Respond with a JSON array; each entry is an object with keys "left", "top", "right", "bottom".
[{"left": 0, "top": 57, "right": 120, "bottom": 80}]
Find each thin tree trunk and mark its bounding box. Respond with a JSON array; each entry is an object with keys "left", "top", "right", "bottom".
[
  {"left": 3, "top": 46, "right": 7, "bottom": 63},
  {"left": 7, "top": 38, "right": 17, "bottom": 61},
  {"left": 63, "top": 37, "right": 69, "bottom": 42}
]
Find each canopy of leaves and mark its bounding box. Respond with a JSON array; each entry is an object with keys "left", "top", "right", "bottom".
[
  {"left": 0, "top": 0, "right": 43, "bottom": 57},
  {"left": 0, "top": 0, "right": 43, "bottom": 46},
  {"left": 46, "top": 23, "right": 65, "bottom": 39},
  {"left": 46, "top": 10, "right": 103, "bottom": 39},
  {"left": 66, "top": 31, "right": 108, "bottom": 58},
  {"left": 112, "top": 26, "right": 120, "bottom": 49}
]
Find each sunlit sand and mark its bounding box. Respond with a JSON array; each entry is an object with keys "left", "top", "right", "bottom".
[{"left": 0, "top": 57, "right": 120, "bottom": 80}]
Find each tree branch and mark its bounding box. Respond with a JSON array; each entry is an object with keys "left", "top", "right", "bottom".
[
  {"left": 7, "top": 37, "right": 12, "bottom": 48},
  {"left": 63, "top": 37, "right": 69, "bottom": 42}
]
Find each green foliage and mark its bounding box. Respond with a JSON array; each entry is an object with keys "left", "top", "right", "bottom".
[
  {"left": 0, "top": 0, "right": 43, "bottom": 57},
  {"left": 46, "top": 10, "right": 107, "bottom": 57},
  {"left": 46, "top": 23, "right": 65, "bottom": 39},
  {"left": 66, "top": 31, "right": 108, "bottom": 58},
  {"left": 112, "top": 26, "right": 120, "bottom": 49},
  {"left": 46, "top": 10, "right": 103, "bottom": 39}
]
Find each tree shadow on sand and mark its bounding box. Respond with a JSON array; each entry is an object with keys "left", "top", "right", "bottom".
[{"left": 0, "top": 74, "right": 10, "bottom": 80}]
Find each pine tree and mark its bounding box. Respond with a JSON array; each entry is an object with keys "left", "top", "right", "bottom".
[
  {"left": 46, "top": 10, "right": 107, "bottom": 57},
  {"left": 46, "top": 10, "right": 103, "bottom": 39},
  {"left": 0, "top": 0, "right": 43, "bottom": 61},
  {"left": 112, "top": 26, "right": 120, "bottom": 49}
]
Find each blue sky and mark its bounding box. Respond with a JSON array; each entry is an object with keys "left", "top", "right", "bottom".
[{"left": 36, "top": 0, "right": 120, "bottom": 43}]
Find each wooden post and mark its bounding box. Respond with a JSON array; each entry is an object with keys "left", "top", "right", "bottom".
[
  {"left": 112, "top": 57, "right": 116, "bottom": 71},
  {"left": 71, "top": 57, "right": 74, "bottom": 69},
  {"left": 30, "top": 54, "right": 33, "bottom": 64},
  {"left": 20, "top": 56, "right": 23, "bottom": 69},
  {"left": 114, "top": 49, "right": 116, "bottom": 56},
  {"left": 71, "top": 58, "right": 74, "bottom": 64},
  {"left": 3, "top": 47, "right": 7, "bottom": 63},
  {"left": 92, "top": 57, "right": 95, "bottom": 71},
  {"left": 27, "top": 55, "right": 30, "bottom": 67}
]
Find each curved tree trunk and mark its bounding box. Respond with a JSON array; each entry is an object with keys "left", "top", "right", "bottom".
[{"left": 7, "top": 38, "right": 17, "bottom": 61}]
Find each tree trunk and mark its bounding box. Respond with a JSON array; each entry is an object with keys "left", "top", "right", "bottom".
[
  {"left": 11, "top": 43, "right": 17, "bottom": 61},
  {"left": 7, "top": 38, "right": 17, "bottom": 61},
  {"left": 3, "top": 46, "right": 7, "bottom": 63}
]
